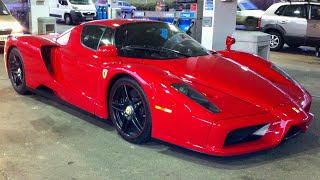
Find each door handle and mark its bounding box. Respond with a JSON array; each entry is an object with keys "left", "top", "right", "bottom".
[
  {"left": 280, "top": 21, "right": 287, "bottom": 24},
  {"left": 312, "top": 24, "right": 317, "bottom": 28}
]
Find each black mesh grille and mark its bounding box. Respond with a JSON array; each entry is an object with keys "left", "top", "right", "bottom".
[
  {"left": 0, "top": 29, "right": 12, "bottom": 35},
  {"left": 284, "top": 126, "right": 301, "bottom": 140},
  {"left": 224, "top": 124, "right": 267, "bottom": 146}
]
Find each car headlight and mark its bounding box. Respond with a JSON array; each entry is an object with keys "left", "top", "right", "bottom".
[
  {"left": 271, "top": 64, "right": 298, "bottom": 85},
  {"left": 11, "top": 22, "right": 23, "bottom": 33},
  {"left": 171, "top": 84, "right": 220, "bottom": 113},
  {"left": 71, "top": 5, "right": 79, "bottom": 10}
]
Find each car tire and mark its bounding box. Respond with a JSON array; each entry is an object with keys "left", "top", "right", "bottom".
[
  {"left": 8, "top": 48, "right": 28, "bottom": 95},
  {"left": 64, "top": 14, "right": 73, "bottom": 25},
  {"left": 286, "top": 43, "right": 300, "bottom": 48},
  {"left": 269, "top": 31, "right": 284, "bottom": 51},
  {"left": 245, "top": 17, "right": 258, "bottom": 31},
  {"left": 109, "top": 77, "right": 152, "bottom": 144}
]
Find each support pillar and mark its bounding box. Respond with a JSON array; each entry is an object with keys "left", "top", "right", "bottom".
[
  {"left": 201, "top": 0, "right": 237, "bottom": 50},
  {"left": 29, "top": 0, "right": 49, "bottom": 34}
]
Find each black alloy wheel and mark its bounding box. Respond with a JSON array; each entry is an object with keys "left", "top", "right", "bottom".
[
  {"left": 109, "top": 77, "right": 152, "bottom": 144},
  {"left": 8, "top": 48, "right": 28, "bottom": 94}
]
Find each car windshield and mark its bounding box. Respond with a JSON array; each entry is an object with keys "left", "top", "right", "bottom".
[
  {"left": 240, "top": 1, "right": 258, "bottom": 10},
  {"left": 0, "top": 1, "right": 10, "bottom": 15},
  {"left": 115, "top": 22, "right": 210, "bottom": 59},
  {"left": 69, "top": 0, "right": 90, "bottom": 5}
]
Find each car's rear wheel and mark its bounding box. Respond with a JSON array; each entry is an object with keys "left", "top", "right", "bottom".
[
  {"left": 245, "top": 17, "right": 258, "bottom": 31},
  {"left": 64, "top": 14, "right": 73, "bottom": 25},
  {"left": 269, "top": 31, "right": 284, "bottom": 51},
  {"left": 8, "top": 48, "right": 28, "bottom": 95},
  {"left": 109, "top": 77, "right": 152, "bottom": 144}
]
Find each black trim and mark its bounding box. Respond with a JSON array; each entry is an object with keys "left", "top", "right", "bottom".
[
  {"left": 284, "top": 36, "right": 305, "bottom": 45},
  {"left": 70, "top": 10, "right": 97, "bottom": 23},
  {"left": 262, "top": 24, "right": 286, "bottom": 36},
  {"left": 49, "top": 14, "right": 62, "bottom": 18},
  {"left": 305, "top": 37, "right": 320, "bottom": 47},
  {"left": 40, "top": 46, "right": 58, "bottom": 75},
  {"left": 224, "top": 124, "right": 267, "bottom": 146}
]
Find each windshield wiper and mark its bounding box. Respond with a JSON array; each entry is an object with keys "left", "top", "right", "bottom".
[{"left": 121, "top": 45, "right": 192, "bottom": 58}]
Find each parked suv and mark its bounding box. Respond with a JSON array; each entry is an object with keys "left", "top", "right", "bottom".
[{"left": 259, "top": 1, "right": 320, "bottom": 51}]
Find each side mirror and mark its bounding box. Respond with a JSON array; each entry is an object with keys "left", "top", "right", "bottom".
[
  {"left": 225, "top": 36, "right": 236, "bottom": 51},
  {"left": 97, "top": 45, "right": 118, "bottom": 57}
]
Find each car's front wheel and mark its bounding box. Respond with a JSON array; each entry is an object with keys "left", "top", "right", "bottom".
[
  {"left": 269, "top": 31, "right": 284, "bottom": 51},
  {"left": 109, "top": 77, "right": 152, "bottom": 144},
  {"left": 64, "top": 14, "right": 73, "bottom": 25},
  {"left": 8, "top": 48, "right": 28, "bottom": 95}
]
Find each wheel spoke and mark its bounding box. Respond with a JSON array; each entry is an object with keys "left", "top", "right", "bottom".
[
  {"left": 123, "top": 85, "right": 131, "bottom": 102},
  {"left": 132, "top": 98, "right": 142, "bottom": 110},
  {"left": 14, "top": 75, "right": 21, "bottom": 86},
  {"left": 112, "top": 102, "right": 125, "bottom": 112},
  {"left": 132, "top": 115, "right": 143, "bottom": 132},
  {"left": 121, "top": 118, "right": 130, "bottom": 133}
]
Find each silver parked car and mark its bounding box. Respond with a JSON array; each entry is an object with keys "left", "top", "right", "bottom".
[
  {"left": 259, "top": 1, "right": 320, "bottom": 51},
  {"left": 237, "top": 0, "right": 264, "bottom": 30},
  {"left": 118, "top": 1, "right": 136, "bottom": 13}
]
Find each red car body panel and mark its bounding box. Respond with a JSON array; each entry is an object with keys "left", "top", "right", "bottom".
[{"left": 4, "top": 20, "right": 314, "bottom": 156}]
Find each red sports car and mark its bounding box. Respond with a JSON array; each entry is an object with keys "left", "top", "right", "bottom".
[{"left": 4, "top": 19, "right": 314, "bottom": 156}]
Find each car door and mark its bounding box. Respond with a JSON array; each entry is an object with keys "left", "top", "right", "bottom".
[
  {"left": 279, "top": 4, "right": 307, "bottom": 44},
  {"left": 123, "top": 2, "right": 130, "bottom": 12},
  {"left": 306, "top": 4, "right": 320, "bottom": 46},
  {"left": 118, "top": 1, "right": 124, "bottom": 12},
  {"left": 58, "top": 25, "right": 114, "bottom": 113}
]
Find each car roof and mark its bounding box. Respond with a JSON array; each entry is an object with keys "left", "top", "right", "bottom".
[
  {"left": 272, "top": 2, "right": 320, "bottom": 6},
  {"left": 83, "top": 19, "right": 153, "bottom": 28}
]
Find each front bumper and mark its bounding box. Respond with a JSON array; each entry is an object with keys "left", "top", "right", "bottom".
[
  {"left": 204, "top": 103, "right": 314, "bottom": 156},
  {"left": 70, "top": 10, "right": 97, "bottom": 23}
]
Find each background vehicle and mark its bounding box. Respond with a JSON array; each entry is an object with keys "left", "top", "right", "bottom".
[
  {"left": 49, "top": 0, "right": 97, "bottom": 25},
  {"left": 4, "top": 20, "right": 313, "bottom": 156},
  {"left": 0, "top": 0, "right": 23, "bottom": 48},
  {"left": 260, "top": 1, "right": 320, "bottom": 51},
  {"left": 237, "top": 0, "right": 264, "bottom": 30},
  {"left": 117, "top": 1, "right": 136, "bottom": 13}
]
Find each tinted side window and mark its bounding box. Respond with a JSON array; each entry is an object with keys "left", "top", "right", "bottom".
[
  {"left": 275, "top": 5, "right": 286, "bottom": 15},
  {"left": 98, "top": 27, "right": 114, "bottom": 47},
  {"left": 81, "top": 25, "right": 106, "bottom": 50},
  {"left": 310, "top": 5, "right": 320, "bottom": 20},
  {"left": 283, "top": 5, "right": 306, "bottom": 18}
]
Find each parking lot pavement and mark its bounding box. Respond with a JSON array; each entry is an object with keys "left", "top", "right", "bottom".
[
  {"left": 0, "top": 49, "right": 319, "bottom": 179},
  {"left": 56, "top": 22, "right": 75, "bottom": 33}
]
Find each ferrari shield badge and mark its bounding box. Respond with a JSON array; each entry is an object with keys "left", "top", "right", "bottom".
[{"left": 102, "top": 69, "right": 108, "bottom": 79}]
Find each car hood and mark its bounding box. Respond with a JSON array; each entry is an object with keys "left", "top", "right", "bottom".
[
  {"left": 0, "top": 15, "right": 19, "bottom": 24},
  {"left": 142, "top": 55, "right": 291, "bottom": 111},
  {"left": 71, "top": 4, "right": 96, "bottom": 11}
]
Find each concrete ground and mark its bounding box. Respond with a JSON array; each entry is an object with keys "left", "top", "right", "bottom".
[{"left": 0, "top": 46, "right": 319, "bottom": 180}]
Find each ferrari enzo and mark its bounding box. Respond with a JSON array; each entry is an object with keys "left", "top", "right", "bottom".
[{"left": 4, "top": 19, "right": 314, "bottom": 156}]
